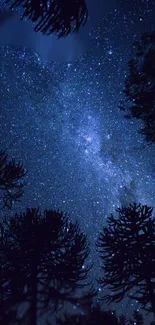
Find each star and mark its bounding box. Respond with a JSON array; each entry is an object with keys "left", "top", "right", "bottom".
[{"left": 0, "top": 0, "right": 155, "bottom": 321}]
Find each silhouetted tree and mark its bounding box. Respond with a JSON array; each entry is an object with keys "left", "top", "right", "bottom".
[
  {"left": 88, "top": 304, "right": 119, "bottom": 325},
  {"left": 57, "top": 303, "right": 120, "bottom": 325},
  {"left": 96, "top": 203, "right": 155, "bottom": 316},
  {"left": 0, "top": 208, "right": 93, "bottom": 325},
  {"left": 88, "top": 305, "right": 119, "bottom": 325},
  {"left": 6, "top": 0, "right": 88, "bottom": 37},
  {"left": 119, "top": 314, "right": 127, "bottom": 325},
  {"left": 131, "top": 310, "right": 144, "bottom": 325},
  {"left": 0, "top": 150, "right": 25, "bottom": 209},
  {"left": 56, "top": 313, "right": 85, "bottom": 325},
  {"left": 128, "top": 310, "right": 144, "bottom": 325},
  {"left": 120, "top": 32, "right": 155, "bottom": 143}
]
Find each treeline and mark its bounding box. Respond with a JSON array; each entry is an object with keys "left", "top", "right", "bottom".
[
  {"left": 0, "top": 150, "right": 155, "bottom": 324},
  {"left": 56, "top": 306, "right": 145, "bottom": 325},
  {"left": 1, "top": 2, "right": 155, "bottom": 323}
]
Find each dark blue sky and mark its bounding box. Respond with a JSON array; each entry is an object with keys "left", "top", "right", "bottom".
[
  {"left": 0, "top": 0, "right": 119, "bottom": 62},
  {"left": 0, "top": 0, "right": 155, "bottom": 321}
]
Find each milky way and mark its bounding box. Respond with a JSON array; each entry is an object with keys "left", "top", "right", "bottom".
[{"left": 0, "top": 0, "right": 155, "bottom": 320}]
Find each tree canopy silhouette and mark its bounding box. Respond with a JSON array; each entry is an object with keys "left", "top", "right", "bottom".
[
  {"left": 6, "top": 0, "right": 88, "bottom": 37},
  {"left": 56, "top": 304, "right": 120, "bottom": 325},
  {"left": 128, "top": 310, "right": 144, "bottom": 325},
  {"left": 0, "top": 207, "right": 93, "bottom": 324},
  {"left": 120, "top": 32, "right": 155, "bottom": 143},
  {"left": 0, "top": 150, "right": 25, "bottom": 209},
  {"left": 56, "top": 305, "right": 146, "bottom": 325},
  {"left": 119, "top": 314, "right": 127, "bottom": 325},
  {"left": 96, "top": 203, "right": 155, "bottom": 316}
]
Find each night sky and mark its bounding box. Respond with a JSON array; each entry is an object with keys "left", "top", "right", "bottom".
[{"left": 0, "top": 0, "right": 155, "bottom": 322}]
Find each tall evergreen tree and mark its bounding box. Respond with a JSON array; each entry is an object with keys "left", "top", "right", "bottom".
[
  {"left": 5, "top": 0, "right": 88, "bottom": 37},
  {"left": 120, "top": 32, "right": 155, "bottom": 143},
  {"left": 96, "top": 203, "right": 155, "bottom": 316},
  {"left": 0, "top": 150, "right": 25, "bottom": 209},
  {"left": 0, "top": 208, "right": 92, "bottom": 325}
]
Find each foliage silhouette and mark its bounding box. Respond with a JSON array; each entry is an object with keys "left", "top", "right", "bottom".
[
  {"left": 87, "top": 304, "right": 119, "bottom": 325},
  {"left": 56, "top": 313, "right": 85, "bottom": 325},
  {"left": 6, "top": 0, "right": 88, "bottom": 37},
  {"left": 120, "top": 32, "right": 155, "bottom": 143},
  {"left": 0, "top": 207, "right": 93, "bottom": 324},
  {"left": 56, "top": 303, "right": 120, "bottom": 325},
  {"left": 128, "top": 309, "right": 144, "bottom": 325},
  {"left": 96, "top": 203, "right": 155, "bottom": 316},
  {"left": 119, "top": 314, "right": 127, "bottom": 325},
  {"left": 0, "top": 150, "right": 25, "bottom": 209}
]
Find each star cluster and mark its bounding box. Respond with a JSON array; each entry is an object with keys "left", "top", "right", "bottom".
[{"left": 0, "top": 0, "right": 155, "bottom": 320}]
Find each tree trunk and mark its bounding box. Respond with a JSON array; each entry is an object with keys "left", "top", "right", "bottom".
[{"left": 29, "top": 266, "right": 38, "bottom": 325}]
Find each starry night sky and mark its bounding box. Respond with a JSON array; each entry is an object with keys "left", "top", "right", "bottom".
[{"left": 0, "top": 0, "right": 155, "bottom": 321}]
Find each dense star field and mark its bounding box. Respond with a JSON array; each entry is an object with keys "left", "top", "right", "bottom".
[{"left": 0, "top": 0, "right": 155, "bottom": 321}]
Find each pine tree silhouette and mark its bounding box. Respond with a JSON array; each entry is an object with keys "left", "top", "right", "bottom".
[
  {"left": 0, "top": 150, "right": 25, "bottom": 209},
  {"left": 57, "top": 303, "right": 120, "bottom": 325},
  {"left": 96, "top": 203, "right": 155, "bottom": 316},
  {"left": 0, "top": 208, "right": 92, "bottom": 324},
  {"left": 6, "top": 0, "right": 88, "bottom": 37},
  {"left": 120, "top": 31, "right": 155, "bottom": 143}
]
